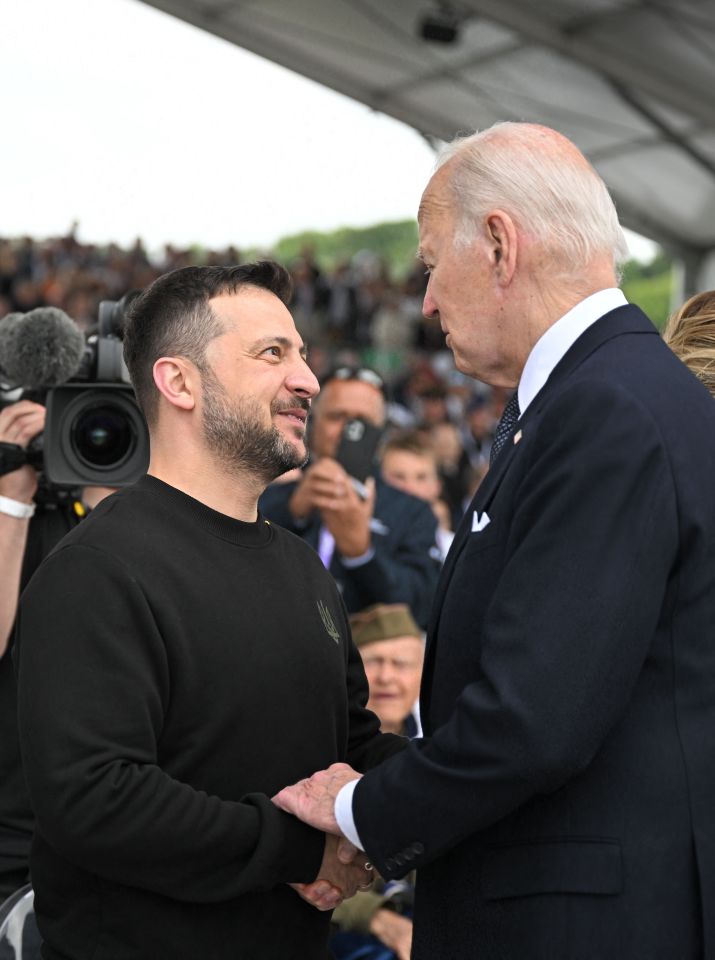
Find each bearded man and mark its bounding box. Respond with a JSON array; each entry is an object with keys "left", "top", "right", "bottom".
[{"left": 14, "top": 262, "right": 404, "bottom": 960}]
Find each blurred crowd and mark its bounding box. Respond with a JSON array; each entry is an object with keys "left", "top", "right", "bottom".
[
  {"left": 0, "top": 229, "right": 510, "bottom": 525},
  {"left": 0, "top": 230, "right": 230, "bottom": 331},
  {"left": 0, "top": 229, "right": 443, "bottom": 355}
]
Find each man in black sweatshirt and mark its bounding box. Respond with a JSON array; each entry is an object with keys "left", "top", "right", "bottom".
[{"left": 14, "top": 262, "right": 405, "bottom": 959}]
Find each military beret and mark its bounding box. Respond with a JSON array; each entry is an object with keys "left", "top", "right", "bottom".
[{"left": 349, "top": 603, "right": 423, "bottom": 648}]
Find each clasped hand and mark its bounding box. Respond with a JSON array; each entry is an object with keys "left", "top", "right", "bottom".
[
  {"left": 276, "top": 763, "right": 365, "bottom": 911},
  {"left": 289, "top": 833, "right": 373, "bottom": 911}
]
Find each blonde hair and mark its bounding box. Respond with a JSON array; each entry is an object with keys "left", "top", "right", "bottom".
[{"left": 663, "top": 290, "right": 715, "bottom": 399}]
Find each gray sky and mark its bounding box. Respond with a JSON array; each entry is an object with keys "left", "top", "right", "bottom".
[{"left": 1, "top": 0, "right": 656, "bottom": 260}]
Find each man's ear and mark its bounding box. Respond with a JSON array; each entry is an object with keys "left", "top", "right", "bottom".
[
  {"left": 152, "top": 356, "right": 198, "bottom": 412},
  {"left": 485, "top": 210, "right": 518, "bottom": 285}
]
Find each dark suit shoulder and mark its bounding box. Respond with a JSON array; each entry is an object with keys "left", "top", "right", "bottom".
[{"left": 535, "top": 373, "right": 668, "bottom": 433}]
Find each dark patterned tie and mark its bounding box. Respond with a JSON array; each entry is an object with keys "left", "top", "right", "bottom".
[{"left": 490, "top": 392, "right": 520, "bottom": 464}]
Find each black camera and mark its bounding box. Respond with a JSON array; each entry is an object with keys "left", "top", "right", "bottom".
[
  {"left": 43, "top": 383, "right": 148, "bottom": 487},
  {"left": 0, "top": 294, "right": 149, "bottom": 488},
  {"left": 335, "top": 417, "right": 383, "bottom": 499},
  {"left": 43, "top": 293, "right": 148, "bottom": 487}
]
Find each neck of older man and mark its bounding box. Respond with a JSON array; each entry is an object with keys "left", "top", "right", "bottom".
[{"left": 507, "top": 254, "right": 619, "bottom": 388}]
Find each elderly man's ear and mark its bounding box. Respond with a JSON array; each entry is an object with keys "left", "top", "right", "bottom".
[{"left": 486, "top": 210, "right": 518, "bottom": 284}]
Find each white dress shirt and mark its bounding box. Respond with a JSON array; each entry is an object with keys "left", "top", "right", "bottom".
[
  {"left": 335, "top": 287, "right": 629, "bottom": 850},
  {"left": 518, "top": 288, "right": 627, "bottom": 415}
]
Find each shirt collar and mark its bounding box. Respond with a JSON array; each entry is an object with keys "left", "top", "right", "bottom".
[{"left": 518, "top": 288, "right": 628, "bottom": 415}]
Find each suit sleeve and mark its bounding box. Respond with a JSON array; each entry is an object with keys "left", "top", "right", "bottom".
[
  {"left": 351, "top": 380, "right": 679, "bottom": 876},
  {"left": 15, "top": 544, "right": 324, "bottom": 902}
]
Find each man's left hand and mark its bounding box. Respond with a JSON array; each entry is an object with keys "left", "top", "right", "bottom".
[{"left": 273, "top": 763, "right": 362, "bottom": 834}]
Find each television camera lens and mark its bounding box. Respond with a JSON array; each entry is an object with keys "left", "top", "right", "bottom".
[{"left": 70, "top": 404, "right": 135, "bottom": 468}]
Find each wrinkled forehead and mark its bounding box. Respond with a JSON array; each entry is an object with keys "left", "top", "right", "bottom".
[{"left": 418, "top": 164, "right": 456, "bottom": 227}]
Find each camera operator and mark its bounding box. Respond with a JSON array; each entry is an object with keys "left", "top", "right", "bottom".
[
  {"left": 0, "top": 400, "right": 45, "bottom": 655},
  {"left": 0, "top": 397, "right": 114, "bottom": 899}
]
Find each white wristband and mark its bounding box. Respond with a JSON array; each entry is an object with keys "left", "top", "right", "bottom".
[{"left": 0, "top": 495, "right": 36, "bottom": 519}]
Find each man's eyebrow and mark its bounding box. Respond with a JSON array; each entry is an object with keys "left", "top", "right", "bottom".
[
  {"left": 416, "top": 249, "right": 425, "bottom": 263},
  {"left": 249, "top": 335, "right": 308, "bottom": 359}
]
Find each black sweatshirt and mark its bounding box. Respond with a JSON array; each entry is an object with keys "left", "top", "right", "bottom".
[{"left": 16, "top": 476, "right": 403, "bottom": 959}]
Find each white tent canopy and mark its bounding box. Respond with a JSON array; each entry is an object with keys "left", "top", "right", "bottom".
[{"left": 140, "top": 0, "right": 715, "bottom": 291}]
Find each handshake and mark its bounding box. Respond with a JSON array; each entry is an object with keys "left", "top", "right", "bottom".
[{"left": 272, "top": 762, "right": 364, "bottom": 912}]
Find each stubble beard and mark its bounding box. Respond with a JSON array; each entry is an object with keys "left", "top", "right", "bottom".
[{"left": 201, "top": 376, "right": 308, "bottom": 485}]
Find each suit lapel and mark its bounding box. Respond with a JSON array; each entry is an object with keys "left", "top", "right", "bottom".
[
  {"left": 429, "top": 435, "right": 520, "bottom": 635},
  {"left": 421, "top": 303, "right": 659, "bottom": 722},
  {"left": 421, "top": 437, "right": 521, "bottom": 717}
]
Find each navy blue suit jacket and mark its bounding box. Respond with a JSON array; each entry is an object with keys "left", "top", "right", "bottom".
[
  {"left": 259, "top": 476, "right": 440, "bottom": 629},
  {"left": 351, "top": 305, "right": 715, "bottom": 959}
]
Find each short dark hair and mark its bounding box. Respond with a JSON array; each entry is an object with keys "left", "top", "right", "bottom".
[
  {"left": 123, "top": 261, "right": 292, "bottom": 424},
  {"left": 382, "top": 429, "right": 437, "bottom": 462}
]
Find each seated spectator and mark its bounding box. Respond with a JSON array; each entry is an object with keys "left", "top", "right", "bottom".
[
  {"left": 460, "top": 391, "right": 495, "bottom": 468},
  {"left": 428, "top": 420, "right": 471, "bottom": 528},
  {"left": 663, "top": 290, "right": 715, "bottom": 398},
  {"left": 330, "top": 603, "right": 423, "bottom": 960},
  {"left": 325, "top": 261, "right": 358, "bottom": 345},
  {"left": 290, "top": 255, "right": 328, "bottom": 344},
  {"left": 259, "top": 367, "right": 440, "bottom": 628},
  {"left": 380, "top": 430, "right": 454, "bottom": 560},
  {"left": 414, "top": 382, "right": 450, "bottom": 427},
  {"left": 369, "top": 284, "right": 419, "bottom": 370},
  {"left": 462, "top": 461, "right": 490, "bottom": 517},
  {"left": 350, "top": 602, "right": 424, "bottom": 736}
]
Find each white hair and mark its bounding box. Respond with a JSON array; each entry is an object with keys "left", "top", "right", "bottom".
[{"left": 435, "top": 122, "right": 629, "bottom": 276}]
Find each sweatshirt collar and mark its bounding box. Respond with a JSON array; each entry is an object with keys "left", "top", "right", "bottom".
[{"left": 139, "top": 475, "right": 273, "bottom": 547}]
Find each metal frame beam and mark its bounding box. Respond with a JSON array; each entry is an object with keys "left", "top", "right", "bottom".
[{"left": 458, "top": 0, "right": 715, "bottom": 126}]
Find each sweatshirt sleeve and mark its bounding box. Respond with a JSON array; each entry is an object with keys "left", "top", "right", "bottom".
[{"left": 15, "top": 543, "right": 324, "bottom": 903}]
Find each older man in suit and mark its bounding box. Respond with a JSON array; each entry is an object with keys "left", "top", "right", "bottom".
[{"left": 274, "top": 122, "right": 715, "bottom": 959}]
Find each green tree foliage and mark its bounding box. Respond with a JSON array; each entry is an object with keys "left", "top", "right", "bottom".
[
  {"left": 266, "top": 220, "right": 420, "bottom": 276},
  {"left": 621, "top": 250, "right": 673, "bottom": 330}
]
